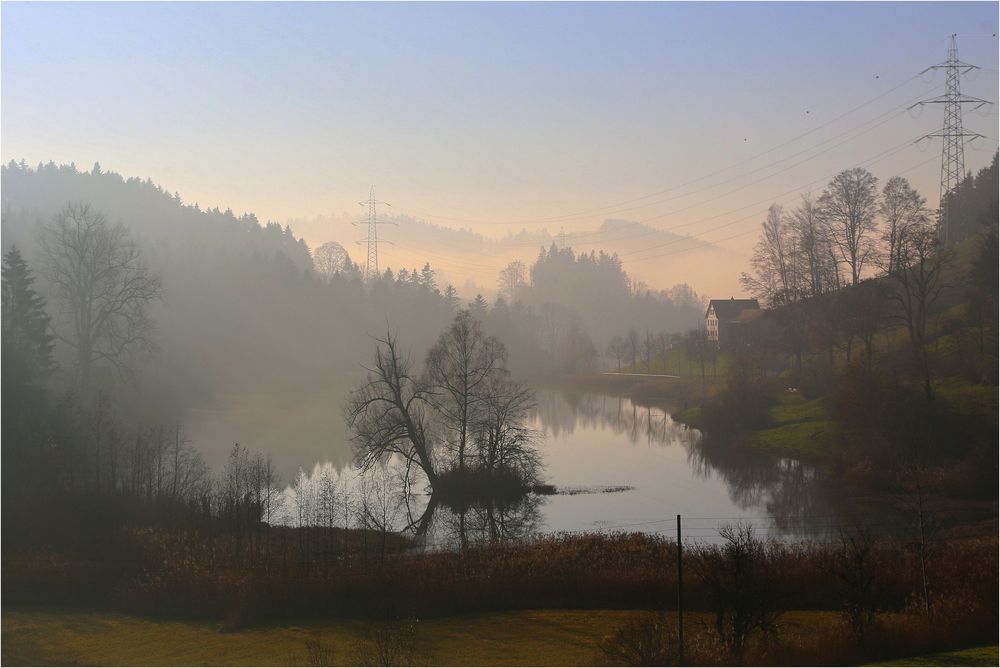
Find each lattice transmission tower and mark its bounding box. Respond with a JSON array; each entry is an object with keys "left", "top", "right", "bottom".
[
  {"left": 353, "top": 186, "right": 395, "bottom": 281},
  {"left": 910, "top": 34, "right": 991, "bottom": 243}
]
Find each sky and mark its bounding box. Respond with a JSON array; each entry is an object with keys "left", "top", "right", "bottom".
[{"left": 3, "top": 1, "right": 998, "bottom": 290}]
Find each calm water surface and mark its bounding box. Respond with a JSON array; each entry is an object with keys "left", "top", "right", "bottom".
[
  {"left": 429, "top": 389, "right": 830, "bottom": 545},
  {"left": 266, "top": 388, "right": 833, "bottom": 546}
]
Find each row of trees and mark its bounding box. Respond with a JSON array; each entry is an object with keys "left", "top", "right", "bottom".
[
  {"left": 486, "top": 247, "right": 705, "bottom": 375},
  {"left": 316, "top": 244, "right": 704, "bottom": 379},
  {"left": 605, "top": 328, "right": 716, "bottom": 376},
  {"left": 735, "top": 163, "right": 1000, "bottom": 399},
  {"left": 741, "top": 168, "right": 935, "bottom": 308}
]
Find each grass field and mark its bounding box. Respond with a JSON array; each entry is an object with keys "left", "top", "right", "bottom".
[
  {"left": 1, "top": 609, "right": 636, "bottom": 666},
  {"left": 749, "top": 391, "right": 835, "bottom": 459},
  {"left": 0, "top": 608, "right": 831, "bottom": 666},
  {"left": 620, "top": 347, "right": 728, "bottom": 380},
  {"left": 870, "top": 645, "right": 999, "bottom": 667},
  {"left": 4, "top": 608, "right": 995, "bottom": 666}
]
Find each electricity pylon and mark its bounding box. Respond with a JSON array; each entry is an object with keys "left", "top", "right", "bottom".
[
  {"left": 353, "top": 186, "right": 395, "bottom": 281},
  {"left": 910, "top": 34, "right": 991, "bottom": 243}
]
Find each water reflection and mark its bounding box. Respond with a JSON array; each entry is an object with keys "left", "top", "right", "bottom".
[
  {"left": 423, "top": 494, "right": 544, "bottom": 550},
  {"left": 276, "top": 460, "right": 544, "bottom": 549},
  {"left": 534, "top": 390, "right": 690, "bottom": 447},
  {"left": 685, "top": 433, "right": 832, "bottom": 537},
  {"left": 282, "top": 389, "right": 836, "bottom": 546},
  {"left": 530, "top": 388, "right": 835, "bottom": 540}
]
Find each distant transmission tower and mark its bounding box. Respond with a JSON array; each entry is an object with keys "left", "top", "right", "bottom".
[
  {"left": 353, "top": 186, "right": 395, "bottom": 281},
  {"left": 910, "top": 34, "right": 991, "bottom": 243}
]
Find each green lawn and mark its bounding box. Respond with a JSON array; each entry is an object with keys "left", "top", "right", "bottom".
[
  {"left": 621, "top": 348, "right": 729, "bottom": 380},
  {"left": 934, "top": 377, "right": 999, "bottom": 418},
  {"left": 750, "top": 392, "right": 834, "bottom": 459},
  {"left": 869, "top": 645, "right": 999, "bottom": 667}
]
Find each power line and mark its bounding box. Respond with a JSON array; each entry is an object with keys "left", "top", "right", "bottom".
[
  {"left": 627, "top": 150, "right": 940, "bottom": 264},
  {"left": 386, "top": 81, "right": 943, "bottom": 263},
  {"left": 353, "top": 186, "right": 396, "bottom": 282},
  {"left": 910, "top": 34, "right": 993, "bottom": 243},
  {"left": 622, "top": 138, "right": 925, "bottom": 262},
  {"left": 382, "top": 146, "right": 940, "bottom": 278},
  {"left": 402, "top": 72, "right": 929, "bottom": 227},
  {"left": 368, "top": 49, "right": 980, "bottom": 277}
]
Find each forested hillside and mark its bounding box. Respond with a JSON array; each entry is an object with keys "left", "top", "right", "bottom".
[
  {"left": 1, "top": 161, "right": 703, "bottom": 474},
  {"left": 1, "top": 162, "right": 455, "bottom": 472}
]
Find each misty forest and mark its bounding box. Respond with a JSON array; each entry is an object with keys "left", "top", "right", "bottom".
[{"left": 2, "top": 3, "right": 998, "bottom": 668}]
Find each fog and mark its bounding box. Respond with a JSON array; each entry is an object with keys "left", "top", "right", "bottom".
[
  {"left": 1, "top": 162, "right": 705, "bottom": 479},
  {"left": 3, "top": 5, "right": 998, "bottom": 662}
]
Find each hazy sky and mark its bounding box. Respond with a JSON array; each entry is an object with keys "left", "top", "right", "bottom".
[{"left": 3, "top": 2, "right": 998, "bottom": 276}]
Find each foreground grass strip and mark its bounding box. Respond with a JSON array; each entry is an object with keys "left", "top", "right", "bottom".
[
  {"left": 868, "top": 645, "right": 999, "bottom": 667},
  {"left": 5, "top": 609, "right": 991, "bottom": 666},
  {"left": 1, "top": 609, "right": 843, "bottom": 666},
  {"left": 2, "top": 609, "right": 647, "bottom": 666}
]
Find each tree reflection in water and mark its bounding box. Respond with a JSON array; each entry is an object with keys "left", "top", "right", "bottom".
[
  {"left": 534, "top": 389, "right": 835, "bottom": 539},
  {"left": 685, "top": 433, "right": 833, "bottom": 536},
  {"left": 418, "top": 493, "right": 544, "bottom": 550},
  {"left": 285, "top": 390, "right": 836, "bottom": 547}
]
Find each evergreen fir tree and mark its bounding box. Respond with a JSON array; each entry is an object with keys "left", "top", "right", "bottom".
[
  {"left": 444, "top": 284, "right": 460, "bottom": 311},
  {"left": 2, "top": 246, "right": 54, "bottom": 386}
]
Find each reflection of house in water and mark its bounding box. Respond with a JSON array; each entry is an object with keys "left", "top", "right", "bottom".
[{"left": 704, "top": 297, "right": 761, "bottom": 350}]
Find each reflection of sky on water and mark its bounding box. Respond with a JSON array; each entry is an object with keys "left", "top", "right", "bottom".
[
  {"left": 281, "top": 389, "right": 834, "bottom": 546},
  {"left": 529, "top": 391, "right": 832, "bottom": 543}
]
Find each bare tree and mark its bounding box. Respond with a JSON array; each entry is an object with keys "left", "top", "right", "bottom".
[
  {"left": 818, "top": 169, "right": 880, "bottom": 285},
  {"left": 830, "top": 527, "right": 879, "bottom": 638},
  {"left": 839, "top": 280, "right": 888, "bottom": 375},
  {"left": 423, "top": 310, "right": 506, "bottom": 473},
  {"left": 789, "top": 194, "right": 838, "bottom": 298},
  {"left": 879, "top": 177, "right": 930, "bottom": 277},
  {"left": 741, "top": 203, "right": 797, "bottom": 306},
  {"left": 38, "top": 204, "right": 162, "bottom": 390},
  {"left": 626, "top": 328, "right": 640, "bottom": 370},
  {"left": 345, "top": 330, "right": 439, "bottom": 487},
  {"left": 605, "top": 336, "right": 628, "bottom": 372},
  {"left": 166, "top": 423, "right": 209, "bottom": 503},
  {"left": 686, "top": 327, "right": 710, "bottom": 394},
  {"left": 292, "top": 468, "right": 316, "bottom": 567},
  {"left": 472, "top": 376, "right": 540, "bottom": 482},
  {"left": 497, "top": 260, "right": 527, "bottom": 303},
  {"left": 693, "top": 524, "right": 785, "bottom": 665},
  {"left": 357, "top": 462, "right": 404, "bottom": 565},
  {"left": 312, "top": 241, "right": 351, "bottom": 280},
  {"left": 889, "top": 227, "right": 950, "bottom": 402},
  {"left": 597, "top": 612, "right": 677, "bottom": 666},
  {"left": 641, "top": 331, "right": 655, "bottom": 373},
  {"left": 353, "top": 617, "right": 425, "bottom": 667}
]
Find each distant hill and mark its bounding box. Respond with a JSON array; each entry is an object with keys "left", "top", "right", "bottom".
[{"left": 288, "top": 212, "right": 739, "bottom": 298}]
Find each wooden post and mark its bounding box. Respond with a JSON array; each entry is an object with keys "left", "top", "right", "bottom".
[{"left": 677, "top": 514, "right": 684, "bottom": 666}]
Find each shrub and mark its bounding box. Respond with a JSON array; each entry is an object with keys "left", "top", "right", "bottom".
[{"left": 596, "top": 612, "right": 677, "bottom": 666}]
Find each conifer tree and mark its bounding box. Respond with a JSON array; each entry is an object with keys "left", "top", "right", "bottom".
[{"left": 2, "top": 246, "right": 54, "bottom": 386}]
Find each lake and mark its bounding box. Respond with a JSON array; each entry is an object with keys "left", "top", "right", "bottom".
[{"left": 262, "top": 388, "right": 834, "bottom": 547}]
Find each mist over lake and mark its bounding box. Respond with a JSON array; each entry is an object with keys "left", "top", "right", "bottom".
[{"left": 2, "top": 3, "right": 997, "bottom": 665}]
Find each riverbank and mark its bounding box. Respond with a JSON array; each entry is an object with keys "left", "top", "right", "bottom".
[
  {"left": 547, "top": 373, "right": 832, "bottom": 463},
  {"left": 543, "top": 372, "right": 723, "bottom": 415}
]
